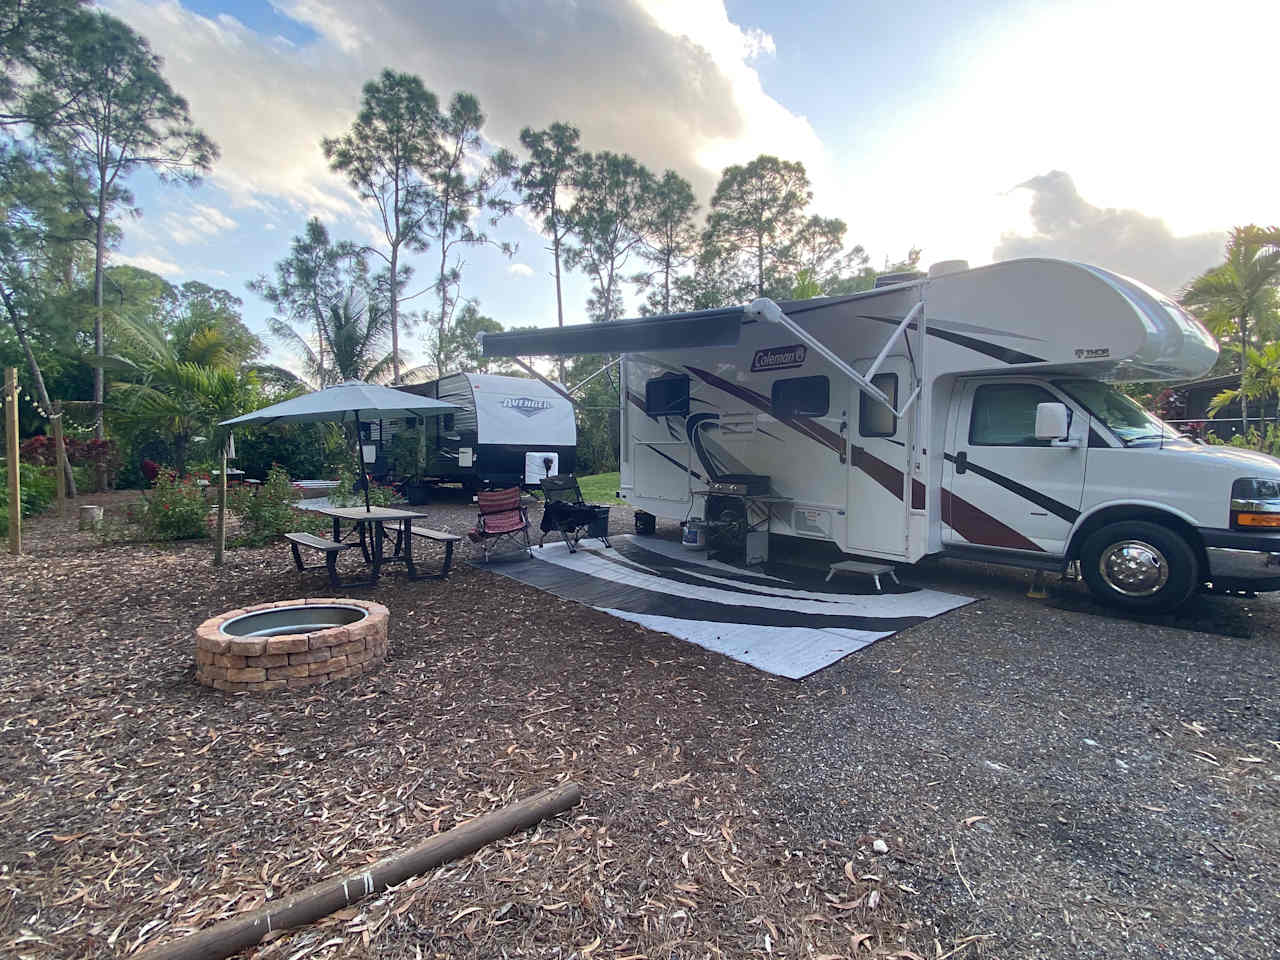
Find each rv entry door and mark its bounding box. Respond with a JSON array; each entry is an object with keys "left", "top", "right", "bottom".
[
  {"left": 942, "top": 379, "right": 1087, "bottom": 555},
  {"left": 847, "top": 357, "right": 913, "bottom": 560}
]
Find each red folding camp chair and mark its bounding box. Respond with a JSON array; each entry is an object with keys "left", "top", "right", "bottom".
[{"left": 470, "top": 487, "right": 533, "bottom": 562}]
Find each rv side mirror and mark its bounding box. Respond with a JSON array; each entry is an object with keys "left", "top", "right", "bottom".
[{"left": 1034, "top": 402, "right": 1071, "bottom": 441}]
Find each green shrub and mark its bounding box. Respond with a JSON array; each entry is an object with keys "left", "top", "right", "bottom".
[
  {"left": 0, "top": 462, "right": 57, "bottom": 536},
  {"left": 138, "top": 470, "right": 209, "bottom": 541},
  {"left": 330, "top": 463, "right": 405, "bottom": 508},
  {"left": 229, "top": 464, "right": 303, "bottom": 546}
]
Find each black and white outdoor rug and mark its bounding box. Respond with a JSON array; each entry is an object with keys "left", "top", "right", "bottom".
[{"left": 487, "top": 536, "right": 972, "bottom": 679}]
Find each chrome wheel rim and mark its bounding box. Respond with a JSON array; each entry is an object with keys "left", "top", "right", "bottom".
[{"left": 1099, "top": 540, "right": 1169, "bottom": 597}]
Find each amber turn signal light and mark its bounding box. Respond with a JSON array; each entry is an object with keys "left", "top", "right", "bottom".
[{"left": 1234, "top": 512, "right": 1280, "bottom": 528}]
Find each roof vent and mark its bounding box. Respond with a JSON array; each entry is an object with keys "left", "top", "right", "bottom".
[
  {"left": 873, "top": 270, "right": 926, "bottom": 289},
  {"left": 928, "top": 259, "right": 969, "bottom": 278}
]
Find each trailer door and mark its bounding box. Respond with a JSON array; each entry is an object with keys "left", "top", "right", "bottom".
[
  {"left": 942, "top": 379, "right": 1087, "bottom": 555},
  {"left": 847, "top": 357, "right": 913, "bottom": 560}
]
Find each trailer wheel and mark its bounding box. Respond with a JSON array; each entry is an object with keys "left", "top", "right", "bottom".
[{"left": 1079, "top": 520, "right": 1199, "bottom": 613}]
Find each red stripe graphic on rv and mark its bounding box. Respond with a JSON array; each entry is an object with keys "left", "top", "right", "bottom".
[
  {"left": 685, "top": 365, "right": 1040, "bottom": 552},
  {"left": 940, "top": 489, "right": 1042, "bottom": 551}
]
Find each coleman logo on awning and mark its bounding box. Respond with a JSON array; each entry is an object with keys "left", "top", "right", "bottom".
[
  {"left": 502, "top": 397, "right": 553, "bottom": 417},
  {"left": 751, "top": 344, "right": 807, "bottom": 372}
]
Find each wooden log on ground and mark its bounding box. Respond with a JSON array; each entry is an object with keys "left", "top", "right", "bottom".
[{"left": 135, "top": 781, "right": 582, "bottom": 960}]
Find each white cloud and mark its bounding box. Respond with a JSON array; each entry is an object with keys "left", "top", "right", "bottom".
[
  {"left": 111, "top": 251, "right": 184, "bottom": 276},
  {"left": 104, "top": 0, "right": 822, "bottom": 218},
  {"left": 163, "top": 202, "right": 238, "bottom": 245},
  {"left": 507, "top": 263, "right": 535, "bottom": 278},
  {"left": 993, "top": 172, "right": 1224, "bottom": 295}
]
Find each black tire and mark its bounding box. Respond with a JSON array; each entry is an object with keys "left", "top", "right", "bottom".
[
  {"left": 1079, "top": 520, "right": 1199, "bottom": 613},
  {"left": 634, "top": 511, "right": 656, "bottom": 535}
]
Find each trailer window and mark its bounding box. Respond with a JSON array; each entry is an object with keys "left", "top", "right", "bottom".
[
  {"left": 969, "top": 383, "right": 1059, "bottom": 446},
  {"left": 645, "top": 374, "right": 690, "bottom": 417},
  {"left": 772, "top": 375, "right": 829, "bottom": 418},
  {"left": 860, "top": 373, "right": 898, "bottom": 437}
]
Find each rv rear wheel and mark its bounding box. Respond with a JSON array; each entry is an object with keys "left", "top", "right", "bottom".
[{"left": 1079, "top": 520, "right": 1199, "bottom": 613}]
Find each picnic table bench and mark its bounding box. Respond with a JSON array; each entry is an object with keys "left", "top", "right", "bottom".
[
  {"left": 285, "top": 532, "right": 362, "bottom": 588},
  {"left": 409, "top": 526, "right": 463, "bottom": 579}
]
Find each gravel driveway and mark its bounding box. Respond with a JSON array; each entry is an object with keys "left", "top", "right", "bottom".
[{"left": 760, "top": 558, "right": 1279, "bottom": 960}]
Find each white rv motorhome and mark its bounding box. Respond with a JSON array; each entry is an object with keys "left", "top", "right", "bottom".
[{"left": 481, "top": 258, "right": 1280, "bottom": 612}]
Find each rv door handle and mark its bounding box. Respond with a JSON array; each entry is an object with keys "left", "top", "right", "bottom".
[{"left": 954, "top": 451, "right": 968, "bottom": 475}]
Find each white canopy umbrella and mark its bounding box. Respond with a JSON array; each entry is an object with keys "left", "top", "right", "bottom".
[{"left": 222, "top": 380, "right": 458, "bottom": 510}]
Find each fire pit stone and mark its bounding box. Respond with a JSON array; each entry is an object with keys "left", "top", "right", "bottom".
[{"left": 195, "top": 598, "right": 389, "bottom": 693}]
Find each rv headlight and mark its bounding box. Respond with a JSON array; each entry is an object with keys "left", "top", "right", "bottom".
[{"left": 1230, "top": 478, "right": 1280, "bottom": 529}]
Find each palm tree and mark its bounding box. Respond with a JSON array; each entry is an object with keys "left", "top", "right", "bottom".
[
  {"left": 1181, "top": 225, "right": 1280, "bottom": 433},
  {"left": 1208, "top": 341, "right": 1280, "bottom": 425},
  {"left": 270, "top": 291, "right": 397, "bottom": 386},
  {"left": 103, "top": 312, "right": 255, "bottom": 474}
]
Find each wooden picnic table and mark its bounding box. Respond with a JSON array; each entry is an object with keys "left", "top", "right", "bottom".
[{"left": 301, "top": 504, "right": 459, "bottom": 582}]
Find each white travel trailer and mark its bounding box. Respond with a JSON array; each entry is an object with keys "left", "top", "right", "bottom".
[
  {"left": 393, "top": 373, "right": 576, "bottom": 491},
  {"left": 481, "top": 259, "right": 1280, "bottom": 612}
]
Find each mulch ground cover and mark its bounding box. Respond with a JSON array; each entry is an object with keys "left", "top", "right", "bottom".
[{"left": 0, "top": 493, "right": 932, "bottom": 959}]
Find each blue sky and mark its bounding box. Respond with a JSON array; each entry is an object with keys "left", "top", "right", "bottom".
[{"left": 104, "top": 0, "right": 1278, "bottom": 376}]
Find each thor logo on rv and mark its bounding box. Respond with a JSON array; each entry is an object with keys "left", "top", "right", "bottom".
[
  {"left": 751, "top": 344, "right": 807, "bottom": 372},
  {"left": 501, "top": 397, "right": 553, "bottom": 418}
]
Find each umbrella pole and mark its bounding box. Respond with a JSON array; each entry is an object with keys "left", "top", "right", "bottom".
[{"left": 354, "top": 410, "right": 371, "bottom": 512}]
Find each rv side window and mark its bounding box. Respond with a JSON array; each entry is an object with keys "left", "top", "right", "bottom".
[
  {"left": 859, "top": 373, "right": 898, "bottom": 437},
  {"left": 772, "top": 375, "right": 829, "bottom": 418},
  {"left": 442, "top": 413, "right": 455, "bottom": 434},
  {"left": 969, "top": 383, "right": 1060, "bottom": 446},
  {"left": 645, "top": 374, "right": 690, "bottom": 417}
]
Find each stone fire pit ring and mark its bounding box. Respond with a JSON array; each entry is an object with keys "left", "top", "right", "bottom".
[{"left": 195, "top": 598, "right": 389, "bottom": 693}]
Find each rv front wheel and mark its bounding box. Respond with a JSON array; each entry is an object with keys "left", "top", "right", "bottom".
[{"left": 1079, "top": 521, "right": 1198, "bottom": 613}]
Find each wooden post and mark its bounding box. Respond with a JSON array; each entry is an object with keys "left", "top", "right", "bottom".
[
  {"left": 52, "top": 402, "right": 66, "bottom": 517},
  {"left": 134, "top": 782, "right": 582, "bottom": 960},
  {"left": 213, "top": 442, "right": 227, "bottom": 567},
  {"left": 5, "top": 368, "right": 19, "bottom": 555}
]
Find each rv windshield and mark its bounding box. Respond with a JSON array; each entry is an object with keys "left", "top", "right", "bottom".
[{"left": 1054, "top": 379, "right": 1179, "bottom": 445}]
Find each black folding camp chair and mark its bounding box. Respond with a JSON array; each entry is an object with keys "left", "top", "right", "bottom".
[{"left": 539, "top": 474, "right": 611, "bottom": 553}]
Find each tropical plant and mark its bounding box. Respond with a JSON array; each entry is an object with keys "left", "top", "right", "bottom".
[
  {"left": 1207, "top": 341, "right": 1280, "bottom": 423},
  {"left": 272, "top": 291, "right": 395, "bottom": 386},
  {"left": 249, "top": 217, "right": 369, "bottom": 386},
  {"left": 104, "top": 311, "right": 254, "bottom": 474},
  {"left": 1181, "top": 225, "right": 1280, "bottom": 433}
]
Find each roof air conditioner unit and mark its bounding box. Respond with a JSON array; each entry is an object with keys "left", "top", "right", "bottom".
[{"left": 928, "top": 259, "right": 969, "bottom": 278}]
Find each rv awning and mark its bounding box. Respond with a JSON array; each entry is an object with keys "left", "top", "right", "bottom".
[{"left": 480, "top": 306, "right": 745, "bottom": 358}]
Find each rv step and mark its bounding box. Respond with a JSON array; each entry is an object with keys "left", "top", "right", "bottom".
[{"left": 826, "top": 560, "right": 899, "bottom": 592}]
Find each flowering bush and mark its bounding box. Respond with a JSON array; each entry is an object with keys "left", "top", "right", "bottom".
[
  {"left": 20, "top": 434, "right": 121, "bottom": 487},
  {"left": 229, "top": 464, "right": 306, "bottom": 546},
  {"left": 139, "top": 470, "right": 209, "bottom": 541}
]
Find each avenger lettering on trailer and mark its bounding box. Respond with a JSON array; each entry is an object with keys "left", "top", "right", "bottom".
[
  {"left": 501, "top": 397, "right": 553, "bottom": 418},
  {"left": 751, "top": 344, "right": 807, "bottom": 372}
]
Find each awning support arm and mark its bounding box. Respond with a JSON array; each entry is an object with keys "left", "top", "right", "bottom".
[
  {"left": 745, "top": 298, "right": 921, "bottom": 417},
  {"left": 568, "top": 356, "right": 620, "bottom": 395},
  {"left": 865, "top": 301, "right": 924, "bottom": 384}
]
